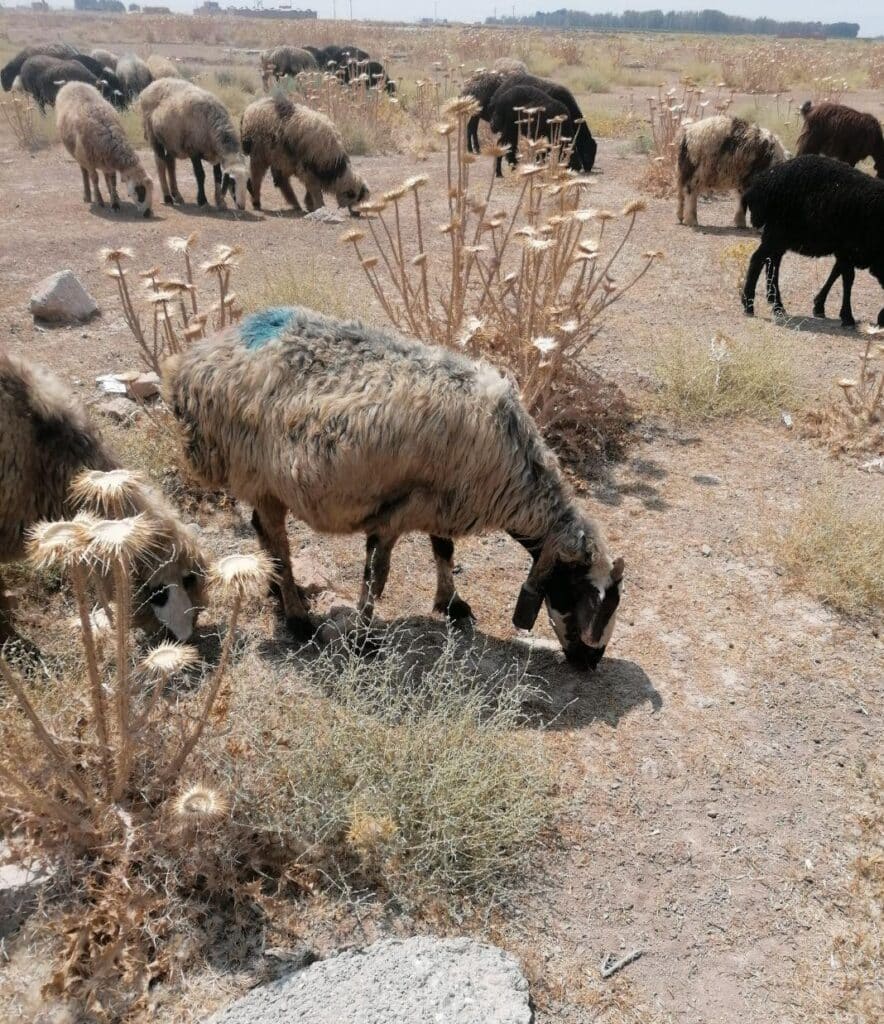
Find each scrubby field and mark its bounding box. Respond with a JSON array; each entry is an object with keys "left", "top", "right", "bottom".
[{"left": 0, "top": 12, "right": 882, "bottom": 1024}]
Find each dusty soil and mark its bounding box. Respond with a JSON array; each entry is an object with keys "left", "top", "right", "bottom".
[{"left": 1, "top": 32, "right": 882, "bottom": 1024}]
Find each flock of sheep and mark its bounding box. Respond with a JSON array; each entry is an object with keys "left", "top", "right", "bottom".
[{"left": 1, "top": 37, "right": 882, "bottom": 669}]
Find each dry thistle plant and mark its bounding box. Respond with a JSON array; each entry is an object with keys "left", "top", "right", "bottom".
[
  {"left": 804, "top": 330, "right": 884, "bottom": 457},
  {"left": 0, "top": 92, "right": 40, "bottom": 150},
  {"left": 102, "top": 234, "right": 242, "bottom": 374},
  {"left": 343, "top": 96, "right": 658, "bottom": 452},
  {"left": 0, "top": 470, "right": 275, "bottom": 1016}
]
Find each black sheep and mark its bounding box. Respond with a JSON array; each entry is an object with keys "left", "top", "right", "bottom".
[
  {"left": 488, "top": 72, "right": 596, "bottom": 173},
  {"left": 1, "top": 42, "right": 79, "bottom": 91},
  {"left": 340, "top": 58, "right": 395, "bottom": 94},
  {"left": 69, "top": 54, "right": 127, "bottom": 108},
  {"left": 19, "top": 56, "right": 99, "bottom": 113},
  {"left": 488, "top": 84, "right": 571, "bottom": 177},
  {"left": 462, "top": 68, "right": 523, "bottom": 154},
  {"left": 742, "top": 155, "right": 884, "bottom": 329}
]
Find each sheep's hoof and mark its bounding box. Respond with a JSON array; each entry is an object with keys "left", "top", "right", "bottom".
[
  {"left": 286, "top": 615, "right": 315, "bottom": 643},
  {"left": 163, "top": 195, "right": 174, "bottom": 206},
  {"left": 812, "top": 303, "right": 826, "bottom": 319},
  {"left": 143, "top": 209, "right": 152, "bottom": 219},
  {"left": 252, "top": 200, "right": 261, "bottom": 211},
  {"left": 742, "top": 303, "right": 754, "bottom": 317},
  {"left": 840, "top": 317, "right": 857, "bottom": 330},
  {"left": 111, "top": 202, "right": 120, "bottom": 211},
  {"left": 434, "top": 596, "right": 475, "bottom": 623},
  {"left": 772, "top": 305, "right": 787, "bottom": 323},
  {"left": 197, "top": 196, "right": 208, "bottom": 207}
]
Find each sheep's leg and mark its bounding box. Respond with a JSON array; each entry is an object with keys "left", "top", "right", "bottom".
[
  {"left": 90, "top": 170, "right": 105, "bottom": 207},
  {"left": 836, "top": 264, "right": 857, "bottom": 328},
  {"left": 765, "top": 253, "right": 786, "bottom": 318},
  {"left": 301, "top": 173, "right": 324, "bottom": 212},
  {"left": 684, "top": 185, "right": 699, "bottom": 228},
  {"left": 191, "top": 156, "right": 208, "bottom": 207},
  {"left": 166, "top": 157, "right": 184, "bottom": 204},
  {"left": 467, "top": 113, "right": 480, "bottom": 153},
  {"left": 676, "top": 181, "right": 684, "bottom": 223},
  {"left": 430, "top": 537, "right": 474, "bottom": 622},
  {"left": 104, "top": 171, "right": 121, "bottom": 211},
  {"left": 153, "top": 147, "right": 172, "bottom": 204},
  {"left": 212, "top": 163, "right": 226, "bottom": 208},
  {"left": 80, "top": 166, "right": 92, "bottom": 203},
  {"left": 734, "top": 192, "right": 748, "bottom": 228},
  {"left": 813, "top": 261, "right": 843, "bottom": 319},
  {"left": 248, "top": 155, "right": 268, "bottom": 210},
  {"left": 358, "top": 533, "right": 397, "bottom": 619},
  {"left": 272, "top": 170, "right": 304, "bottom": 213},
  {"left": 742, "top": 238, "right": 775, "bottom": 316},
  {"left": 250, "top": 497, "right": 313, "bottom": 641},
  {"left": 0, "top": 575, "right": 15, "bottom": 646}
]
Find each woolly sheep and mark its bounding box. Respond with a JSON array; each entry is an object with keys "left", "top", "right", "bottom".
[
  {"left": 742, "top": 154, "right": 884, "bottom": 328},
  {"left": 141, "top": 79, "right": 248, "bottom": 210},
  {"left": 56, "top": 82, "right": 154, "bottom": 216},
  {"left": 144, "top": 54, "right": 179, "bottom": 81},
  {"left": 90, "top": 48, "right": 119, "bottom": 70},
  {"left": 797, "top": 101, "right": 884, "bottom": 177},
  {"left": 241, "top": 95, "right": 369, "bottom": 214},
  {"left": 259, "top": 45, "right": 317, "bottom": 90},
  {"left": 677, "top": 115, "right": 787, "bottom": 228},
  {"left": 115, "top": 53, "right": 153, "bottom": 102},
  {"left": 488, "top": 84, "right": 572, "bottom": 177},
  {"left": 1, "top": 43, "right": 79, "bottom": 91},
  {"left": 0, "top": 352, "right": 205, "bottom": 646},
  {"left": 461, "top": 64, "right": 527, "bottom": 154},
  {"left": 163, "top": 306, "right": 625, "bottom": 669},
  {"left": 19, "top": 56, "right": 99, "bottom": 113}
]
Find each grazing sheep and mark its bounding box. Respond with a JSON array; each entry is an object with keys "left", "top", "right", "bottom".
[
  {"left": 321, "top": 44, "right": 371, "bottom": 68},
  {"left": 461, "top": 65, "right": 527, "bottom": 154},
  {"left": 144, "top": 54, "right": 179, "bottom": 81},
  {"left": 164, "top": 306, "right": 625, "bottom": 668},
  {"left": 241, "top": 95, "right": 369, "bottom": 214},
  {"left": 0, "top": 352, "right": 205, "bottom": 646},
  {"left": 259, "top": 45, "right": 317, "bottom": 90},
  {"left": 56, "top": 82, "right": 154, "bottom": 215},
  {"left": 90, "top": 48, "right": 119, "bottom": 70},
  {"left": 742, "top": 155, "right": 884, "bottom": 328},
  {"left": 115, "top": 53, "right": 153, "bottom": 102},
  {"left": 488, "top": 84, "right": 573, "bottom": 177},
  {"left": 677, "top": 115, "right": 787, "bottom": 228},
  {"left": 339, "top": 58, "right": 396, "bottom": 94},
  {"left": 1, "top": 43, "right": 79, "bottom": 92},
  {"left": 67, "top": 54, "right": 127, "bottom": 107},
  {"left": 797, "top": 101, "right": 884, "bottom": 177},
  {"left": 19, "top": 56, "right": 100, "bottom": 113},
  {"left": 141, "top": 79, "right": 247, "bottom": 210}
]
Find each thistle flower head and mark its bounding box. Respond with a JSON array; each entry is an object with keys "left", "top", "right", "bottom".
[
  {"left": 173, "top": 785, "right": 230, "bottom": 824},
  {"left": 209, "top": 552, "right": 274, "bottom": 601},
  {"left": 167, "top": 232, "right": 199, "bottom": 253},
  {"left": 519, "top": 163, "right": 545, "bottom": 178},
  {"left": 404, "top": 175, "right": 428, "bottom": 190},
  {"left": 341, "top": 228, "right": 365, "bottom": 244},
  {"left": 443, "top": 96, "right": 479, "bottom": 117},
  {"left": 435, "top": 121, "right": 455, "bottom": 137},
  {"left": 141, "top": 641, "right": 199, "bottom": 677},
  {"left": 533, "top": 336, "right": 557, "bottom": 355},
  {"left": 70, "top": 469, "right": 146, "bottom": 517},
  {"left": 622, "top": 199, "right": 647, "bottom": 215},
  {"left": 99, "top": 247, "right": 134, "bottom": 263},
  {"left": 138, "top": 266, "right": 161, "bottom": 279},
  {"left": 87, "top": 515, "right": 158, "bottom": 564},
  {"left": 383, "top": 185, "right": 409, "bottom": 202},
  {"left": 27, "top": 518, "right": 93, "bottom": 568}
]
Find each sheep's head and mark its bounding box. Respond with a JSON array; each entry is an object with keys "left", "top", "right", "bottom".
[
  {"left": 512, "top": 514, "right": 624, "bottom": 670},
  {"left": 336, "top": 170, "right": 370, "bottom": 216},
  {"left": 220, "top": 158, "right": 248, "bottom": 210},
  {"left": 126, "top": 172, "right": 154, "bottom": 217},
  {"left": 133, "top": 521, "right": 206, "bottom": 642}
]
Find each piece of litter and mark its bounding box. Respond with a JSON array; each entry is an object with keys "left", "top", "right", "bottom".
[
  {"left": 96, "top": 374, "right": 128, "bottom": 394},
  {"left": 600, "top": 949, "right": 643, "bottom": 979},
  {"left": 859, "top": 457, "right": 883, "bottom": 474},
  {"left": 781, "top": 411, "right": 793, "bottom": 429}
]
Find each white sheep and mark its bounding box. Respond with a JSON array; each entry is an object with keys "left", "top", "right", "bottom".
[
  {"left": 140, "top": 79, "right": 247, "bottom": 210},
  {"left": 56, "top": 82, "right": 154, "bottom": 215}
]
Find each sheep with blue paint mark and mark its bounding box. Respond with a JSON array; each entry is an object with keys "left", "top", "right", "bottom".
[{"left": 163, "top": 306, "right": 625, "bottom": 669}]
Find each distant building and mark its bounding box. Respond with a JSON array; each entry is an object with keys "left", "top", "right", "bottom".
[
  {"left": 74, "top": 0, "right": 126, "bottom": 10},
  {"left": 30, "top": 0, "right": 48, "bottom": 9},
  {"left": 141, "top": 4, "right": 172, "bottom": 11},
  {"left": 128, "top": 3, "right": 141, "bottom": 10},
  {"left": 195, "top": 3, "right": 317, "bottom": 17}
]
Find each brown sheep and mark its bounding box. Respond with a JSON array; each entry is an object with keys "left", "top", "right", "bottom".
[{"left": 797, "top": 101, "right": 884, "bottom": 177}]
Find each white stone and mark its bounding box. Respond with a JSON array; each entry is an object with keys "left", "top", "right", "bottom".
[{"left": 29, "top": 270, "right": 98, "bottom": 324}]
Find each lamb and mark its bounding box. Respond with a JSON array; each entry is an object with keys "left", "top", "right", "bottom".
[
  {"left": 115, "top": 53, "right": 153, "bottom": 102},
  {"left": 163, "top": 305, "right": 625, "bottom": 669},
  {"left": 90, "top": 48, "right": 119, "bottom": 70},
  {"left": 677, "top": 114, "right": 787, "bottom": 228},
  {"left": 19, "top": 56, "right": 99, "bottom": 113},
  {"left": 0, "top": 352, "right": 205, "bottom": 646},
  {"left": 797, "top": 101, "right": 884, "bottom": 177},
  {"left": 1, "top": 43, "right": 79, "bottom": 91},
  {"left": 488, "top": 84, "right": 573, "bottom": 177},
  {"left": 259, "top": 45, "right": 318, "bottom": 90},
  {"left": 56, "top": 82, "right": 154, "bottom": 216},
  {"left": 461, "top": 64, "right": 529, "bottom": 154},
  {"left": 741, "top": 154, "right": 884, "bottom": 329},
  {"left": 241, "top": 95, "right": 369, "bottom": 215},
  {"left": 140, "top": 79, "right": 248, "bottom": 210}
]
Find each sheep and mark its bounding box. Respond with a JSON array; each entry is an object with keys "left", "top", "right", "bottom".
[
  {"left": 259, "top": 45, "right": 317, "bottom": 90},
  {"left": 0, "top": 352, "right": 205, "bottom": 647},
  {"left": 19, "top": 56, "right": 100, "bottom": 113},
  {"left": 461, "top": 65, "right": 527, "bottom": 154},
  {"left": 797, "top": 101, "right": 884, "bottom": 178},
  {"left": 163, "top": 305, "right": 625, "bottom": 669},
  {"left": 56, "top": 82, "right": 154, "bottom": 216},
  {"left": 140, "top": 79, "right": 248, "bottom": 210},
  {"left": 115, "top": 53, "right": 153, "bottom": 102},
  {"left": 1, "top": 43, "right": 79, "bottom": 92},
  {"left": 67, "top": 53, "right": 127, "bottom": 108},
  {"left": 90, "top": 48, "right": 118, "bottom": 70},
  {"left": 676, "top": 115, "right": 787, "bottom": 228},
  {"left": 241, "top": 95, "right": 369, "bottom": 215},
  {"left": 488, "top": 84, "right": 573, "bottom": 177},
  {"left": 144, "top": 54, "right": 179, "bottom": 81},
  {"left": 339, "top": 58, "right": 396, "bottom": 94},
  {"left": 741, "top": 154, "right": 884, "bottom": 329}
]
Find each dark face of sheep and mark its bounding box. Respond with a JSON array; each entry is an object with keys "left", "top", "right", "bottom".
[
  {"left": 513, "top": 535, "right": 624, "bottom": 669},
  {"left": 133, "top": 556, "right": 205, "bottom": 642},
  {"left": 221, "top": 167, "right": 248, "bottom": 210},
  {"left": 339, "top": 182, "right": 370, "bottom": 216},
  {"left": 127, "top": 177, "right": 154, "bottom": 217}
]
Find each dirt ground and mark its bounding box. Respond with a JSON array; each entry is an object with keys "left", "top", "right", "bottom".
[{"left": 1, "top": 27, "right": 882, "bottom": 1024}]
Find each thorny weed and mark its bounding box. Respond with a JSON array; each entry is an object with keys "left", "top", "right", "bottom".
[
  {"left": 343, "top": 97, "right": 659, "bottom": 450},
  {"left": 0, "top": 91, "right": 40, "bottom": 150}
]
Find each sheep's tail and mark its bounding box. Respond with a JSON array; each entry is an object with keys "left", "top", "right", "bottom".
[{"left": 743, "top": 181, "right": 769, "bottom": 230}]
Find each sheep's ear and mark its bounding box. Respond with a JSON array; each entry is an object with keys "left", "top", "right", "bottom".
[
  {"left": 611, "top": 556, "right": 625, "bottom": 583},
  {"left": 513, "top": 583, "right": 545, "bottom": 630}
]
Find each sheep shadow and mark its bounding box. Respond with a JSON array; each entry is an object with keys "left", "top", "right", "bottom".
[
  {"left": 752, "top": 310, "right": 869, "bottom": 337},
  {"left": 257, "top": 611, "right": 661, "bottom": 733},
  {"left": 88, "top": 204, "right": 161, "bottom": 222},
  {"left": 693, "top": 223, "right": 756, "bottom": 237},
  {"left": 168, "top": 203, "right": 262, "bottom": 222},
  {"left": 590, "top": 454, "right": 670, "bottom": 513}
]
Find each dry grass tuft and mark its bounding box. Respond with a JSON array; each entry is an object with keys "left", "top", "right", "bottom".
[
  {"left": 654, "top": 332, "right": 798, "bottom": 420},
  {"left": 778, "top": 485, "right": 883, "bottom": 618},
  {"left": 0, "top": 92, "right": 41, "bottom": 150},
  {"left": 242, "top": 257, "right": 359, "bottom": 322}
]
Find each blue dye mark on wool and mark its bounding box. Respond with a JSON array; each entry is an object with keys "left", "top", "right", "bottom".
[{"left": 240, "top": 307, "right": 297, "bottom": 350}]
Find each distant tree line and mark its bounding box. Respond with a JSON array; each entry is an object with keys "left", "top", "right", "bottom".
[{"left": 484, "top": 9, "right": 860, "bottom": 39}]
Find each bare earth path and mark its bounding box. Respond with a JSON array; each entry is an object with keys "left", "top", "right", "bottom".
[{"left": 0, "top": 112, "right": 881, "bottom": 1024}]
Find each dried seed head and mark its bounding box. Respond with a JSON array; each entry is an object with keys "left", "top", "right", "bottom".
[
  {"left": 533, "top": 337, "right": 557, "bottom": 355},
  {"left": 158, "top": 279, "right": 194, "bottom": 293},
  {"left": 361, "top": 256, "right": 379, "bottom": 270},
  {"left": 404, "top": 175, "right": 429, "bottom": 190},
  {"left": 412, "top": 253, "right": 428, "bottom": 266},
  {"left": 167, "top": 232, "right": 199, "bottom": 253},
  {"left": 341, "top": 228, "right": 366, "bottom": 244},
  {"left": 622, "top": 199, "right": 647, "bottom": 215},
  {"left": 519, "top": 163, "right": 545, "bottom": 178},
  {"left": 173, "top": 785, "right": 229, "bottom": 823},
  {"left": 87, "top": 515, "right": 157, "bottom": 564},
  {"left": 383, "top": 185, "right": 409, "bottom": 202},
  {"left": 209, "top": 552, "right": 274, "bottom": 601},
  {"left": 138, "top": 266, "right": 161, "bottom": 279},
  {"left": 435, "top": 121, "right": 455, "bottom": 137},
  {"left": 71, "top": 469, "right": 146, "bottom": 516},
  {"left": 27, "top": 518, "right": 93, "bottom": 568},
  {"left": 593, "top": 209, "right": 617, "bottom": 221},
  {"left": 142, "top": 642, "right": 199, "bottom": 678},
  {"left": 99, "top": 247, "right": 134, "bottom": 263}
]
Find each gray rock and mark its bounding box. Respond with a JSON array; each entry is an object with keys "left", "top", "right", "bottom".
[
  {"left": 99, "top": 397, "right": 140, "bottom": 424},
  {"left": 29, "top": 270, "right": 98, "bottom": 324},
  {"left": 692, "top": 474, "right": 721, "bottom": 486},
  {"left": 206, "top": 936, "right": 533, "bottom": 1024}
]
